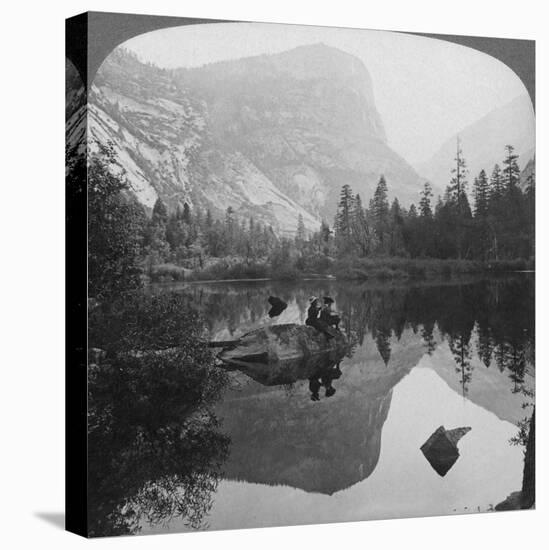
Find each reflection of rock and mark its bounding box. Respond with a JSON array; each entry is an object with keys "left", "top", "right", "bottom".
[
  {"left": 216, "top": 331, "right": 425, "bottom": 494},
  {"left": 420, "top": 426, "right": 471, "bottom": 477},
  {"left": 227, "top": 348, "right": 346, "bottom": 387}
]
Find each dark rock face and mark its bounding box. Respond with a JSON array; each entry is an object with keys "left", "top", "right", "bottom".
[
  {"left": 85, "top": 45, "right": 423, "bottom": 234},
  {"left": 420, "top": 426, "right": 471, "bottom": 477}
]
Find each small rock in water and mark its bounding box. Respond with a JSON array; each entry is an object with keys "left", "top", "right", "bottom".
[
  {"left": 267, "top": 296, "right": 287, "bottom": 318},
  {"left": 420, "top": 425, "right": 471, "bottom": 477}
]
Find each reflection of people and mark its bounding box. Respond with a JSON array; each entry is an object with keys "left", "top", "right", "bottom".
[
  {"left": 306, "top": 296, "right": 334, "bottom": 339},
  {"left": 309, "top": 363, "right": 342, "bottom": 400},
  {"left": 309, "top": 377, "right": 321, "bottom": 401},
  {"left": 267, "top": 296, "right": 287, "bottom": 318},
  {"left": 320, "top": 296, "right": 340, "bottom": 330}
]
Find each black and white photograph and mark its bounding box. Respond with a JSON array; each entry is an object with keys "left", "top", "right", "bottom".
[{"left": 63, "top": 13, "right": 537, "bottom": 538}]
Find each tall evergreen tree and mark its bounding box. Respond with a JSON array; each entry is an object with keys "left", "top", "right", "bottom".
[
  {"left": 296, "top": 214, "right": 306, "bottom": 242},
  {"left": 152, "top": 197, "right": 168, "bottom": 225},
  {"left": 389, "top": 198, "right": 405, "bottom": 256},
  {"left": 473, "top": 169, "right": 490, "bottom": 219},
  {"left": 503, "top": 145, "right": 521, "bottom": 191},
  {"left": 490, "top": 164, "right": 505, "bottom": 200},
  {"left": 447, "top": 139, "right": 472, "bottom": 258},
  {"left": 351, "top": 194, "right": 373, "bottom": 256},
  {"left": 472, "top": 169, "right": 492, "bottom": 260},
  {"left": 335, "top": 184, "right": 355, "bottom": 254},
  {"left": 370, "top": 175, "right": 390, "bottom": 251},
  {"left": 419, "top": 182, "right": 433, "bottom": 218},
  {"left": 448, "top": 138, "right": 470, "bottom": 211}
]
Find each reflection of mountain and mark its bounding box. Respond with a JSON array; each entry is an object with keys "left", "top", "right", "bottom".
[
  {"left": 422, "top": 346, "right": 534, "bottom": 425},
  {"left": 216, "top": 331, "right": 425, "bottom": 494},
  {"left": 173, "top": 276, "right": 533, "bottom": 493}
]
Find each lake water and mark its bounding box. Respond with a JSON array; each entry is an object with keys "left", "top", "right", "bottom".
[{"left": 133, "top": 274, "right": 534, "bottom": 534}]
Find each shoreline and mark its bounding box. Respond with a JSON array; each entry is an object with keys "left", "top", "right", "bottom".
[{"left": 149, "top": 270, "right": 533, "bottom": 287}]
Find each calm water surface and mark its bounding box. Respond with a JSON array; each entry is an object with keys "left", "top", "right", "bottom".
[{"left": 113, "top": 276, "right": 537, "bottom": 534}]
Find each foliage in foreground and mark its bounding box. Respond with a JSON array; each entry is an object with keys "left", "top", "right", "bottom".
[{"left": 88, "top": 292, "right": 229, "bottom": 536}]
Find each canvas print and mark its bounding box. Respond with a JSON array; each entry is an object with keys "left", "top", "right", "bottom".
[{"left": 66, "top": 12, "right": 535, "bottom": 538}]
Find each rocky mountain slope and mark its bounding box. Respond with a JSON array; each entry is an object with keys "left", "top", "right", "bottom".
[
  {"left": 84, "top": 45, "right": 423, "bottom": 235},
  {"left": 416, "top": 94, "right": 535, "bottom": 192},
  {"left": 520, "top": 156, "right": 535, "bottom": 190}
]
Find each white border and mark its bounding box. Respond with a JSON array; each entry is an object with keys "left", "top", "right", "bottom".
[{"left": 2, "top": 1, "right": 545, "bottom": 548}]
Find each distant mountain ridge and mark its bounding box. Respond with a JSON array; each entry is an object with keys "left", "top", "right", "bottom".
[
  {"left": 79, "top": 44, "right": 424, "bottom": 234},
  {"left": 416, "top": 94, "right": 535, "bottom": 194}
]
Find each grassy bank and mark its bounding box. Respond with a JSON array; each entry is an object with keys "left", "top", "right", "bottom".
[
  {"left": 333, "top": 257, "right": 534, "bottom": 281},
  {"left": 146, "top": 257, "right": 534, "bottom": 283}
]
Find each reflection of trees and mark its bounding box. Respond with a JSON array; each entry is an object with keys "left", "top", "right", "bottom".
[
  {"left": 375, "top": 330, "right": 392, "bottom": 366},
  {"left": 476, "top": 322, "right": 493, "bottom": 367},
  {"left": 421, "top": 321, "right": 437, "bottom": 355},
  {"left": 448, "top": 333, "right": 473, "bottom": 394},
  {"left": 166, "top": 275, "right": 534, "bottom": 404},
  {"left": 88, "top": 293, "right": 230, "bottom": 537}
]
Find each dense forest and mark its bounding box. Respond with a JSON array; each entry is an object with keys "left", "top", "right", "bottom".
[
  {"left": 81, "top": 139, "right": 534, "bottom": 289},
  {"left": 68, "top": 134, "right": 535, "bottom": 533}
]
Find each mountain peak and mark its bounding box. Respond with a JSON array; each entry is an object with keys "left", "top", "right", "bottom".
[{"left": 86, "top": 44, "right": 422, "bottom": 234}]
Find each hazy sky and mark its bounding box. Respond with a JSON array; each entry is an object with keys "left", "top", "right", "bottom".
[{"left": 124, "top": 22, "right": 529, "bottom": 165}]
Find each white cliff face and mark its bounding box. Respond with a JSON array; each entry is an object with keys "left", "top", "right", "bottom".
[{"left": 80, "top": 44, "right": 424, "bottom": 233}]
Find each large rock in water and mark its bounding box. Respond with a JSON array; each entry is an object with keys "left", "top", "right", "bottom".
[
  {"left": 420, "top": 426, "right": 471, "bottom": 477},
  {"left": 218, "top": 323, "right": 347, "bottom": 366}
]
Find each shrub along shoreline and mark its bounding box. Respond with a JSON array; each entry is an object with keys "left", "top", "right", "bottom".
[{"left": 147, "top": 257, "right": 534, "bottom": 283}]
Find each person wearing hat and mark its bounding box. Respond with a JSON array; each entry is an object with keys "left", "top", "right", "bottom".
[
  {"left": 306, "top": 296, "right": 321, "bottom": 327},
  {"left": 320, "top": 296, "right": 340, "bottom": 330},
  {"left": 306, "top": 296, "right": 334, "bottom": 339}
]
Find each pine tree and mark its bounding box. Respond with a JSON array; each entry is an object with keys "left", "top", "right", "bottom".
[
  {"left": 320, "top": 220, "right": 332, "bottom": 256},
  {"left": 473, "top": 169, "right": 490, "bottom": 219},
  {"left": 351, "top": 194, "right": 373, "bottom": 256},
  {"left": 419, "top": 182, "right": 433, "bottom": 218},
  {"left": 336, "top": 185, "right": 354, "bottom": 238},
  {"left": 182, "top": 202, "right": 192, "bottom": 225},
  {"left": 471, "top": 169, "right": 492, "bottom": 260},
  {"left": 224, "top": 206, "right": 236, "bottom": 254},
  {"left": 152, "top": 197, "right": 168, "bottom": 225},
  {"left": 447, "top": 139, "right": 472, "bottom": 258},
  {"left": 490, "top": 164, "right": 505, "bottom": 200},
  {"left": 389, "top": 198, "right": 405, "bottom": 256},
  {"left": 448, "top": 138, "right": 469, "bottom": 212},
  {"left": 370, "top": 175, "right": 390, "bottom": 251},
  {"left": 296, "top": 214, "right": 306, "bottom": 242},
  {"left": 503, "top": 145, "right": 521, "bottom": 191},
  {"left": 335, "top": 184, "right": 355, "bottom": 255}
]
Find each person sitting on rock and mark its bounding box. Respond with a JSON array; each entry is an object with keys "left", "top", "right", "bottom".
[
  {"left": 320, "top": 296, "right": 340, "bottom": 330},
  {"left": 306, "top": 296, "right": 334, "bottom": 339}
]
